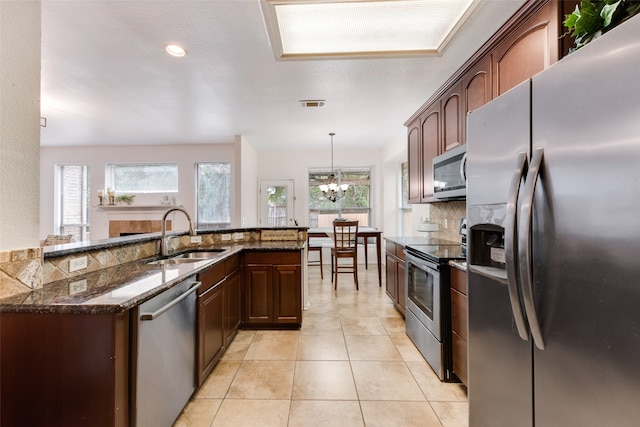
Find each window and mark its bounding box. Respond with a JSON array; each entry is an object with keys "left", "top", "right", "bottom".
[
  {"left": 108, "top": 163, "right": 178, "bottom": 193},
  {"left": 58, "top": 164, "right": 90, "bottom": 242},
  {"left": 309, "top": 167, "right": 371, "bottom": 227},
  {"left": 196, "top": 162, "right": 231, "bottom": 229}
]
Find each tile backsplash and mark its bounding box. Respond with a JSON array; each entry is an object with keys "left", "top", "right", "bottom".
[
  {"left": 429, "top": 201, "right": 466, "bottom": 243},
  {"left": 0, "top": 248, "right": 43, "bottom": 299}
]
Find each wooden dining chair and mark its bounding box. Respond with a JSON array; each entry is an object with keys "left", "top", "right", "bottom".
[
  {"left": 331, "top": 219, "right": 359, "bottom": 290},
  {"left": 307, "top": 233, "right": 324, "bottom": 278}
]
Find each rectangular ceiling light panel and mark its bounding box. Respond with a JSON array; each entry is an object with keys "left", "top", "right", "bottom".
[{"left": 263, "top": 0, "right": 477, "bottom": 59}]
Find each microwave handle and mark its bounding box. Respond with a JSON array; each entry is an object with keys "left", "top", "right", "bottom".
[{"left": 459, "top": 152, "right": 468, "bottom": 183}]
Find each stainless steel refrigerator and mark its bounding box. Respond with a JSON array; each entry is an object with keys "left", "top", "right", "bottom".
[{"left": 466, "top": 15, "right": 640, "bottom": 427}]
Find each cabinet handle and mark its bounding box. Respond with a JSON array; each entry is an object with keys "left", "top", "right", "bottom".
[
  {"left": 518, "top": 148, "right": 545, "bottom": 350},
  {"left": 140, "top": 281, "right": 201, "bottom": 321},
  {"left": 505, "top": 152, "right": 529, "bottom": 341}
]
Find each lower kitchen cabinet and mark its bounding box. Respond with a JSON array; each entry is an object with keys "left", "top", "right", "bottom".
[
  {"left": 0, "top": 311, "right": 130, "bottom": 426},
  {"left": 450, "top": 266, "right": 468, "bottom": 386},
  {"left": 196, "top": 253, "right": 241, "bottom": 386},
  {"left": 385, "top": 239, "right": 406, "bottom": 315},
  {"left": 243, "top": 250, "right": 302, "bottom": 328}
]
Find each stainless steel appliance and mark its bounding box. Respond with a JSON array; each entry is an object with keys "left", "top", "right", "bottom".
[
  {"left": 432, "top": 144, "right": 466, "bottom": 200},
  {"left": 466, "top": 16, "right": 640, "bottom": 426},
  {"left": 405, "top": 239, "right": 464, "bottom": 381},
  {"left": 136, "top": 277, "right": 201, "bottom": 427}
]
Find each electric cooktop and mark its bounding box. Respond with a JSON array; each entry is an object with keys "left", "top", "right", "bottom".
[{"left": 406, "top": 238, "right": 466, "bottom": 264}]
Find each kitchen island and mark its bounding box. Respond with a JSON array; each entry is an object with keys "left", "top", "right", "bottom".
[{"left": 0, "top": 228, "right": 306, "bottom": 426}]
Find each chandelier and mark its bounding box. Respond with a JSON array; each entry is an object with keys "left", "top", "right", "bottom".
[{"left": 319, "top": 132, "right": 349, "bottom": 202}]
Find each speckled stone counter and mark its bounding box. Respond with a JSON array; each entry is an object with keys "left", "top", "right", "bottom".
[
  {"left": 449, "top": 260, "right": 468, "bottom": 271},
  {"left": 0, "top": 241, "right": 305, "bottom": 314}
]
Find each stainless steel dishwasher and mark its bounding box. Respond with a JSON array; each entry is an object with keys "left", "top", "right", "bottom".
[{"left": 135, "top": 276, "right": 201, "bottom": 427}]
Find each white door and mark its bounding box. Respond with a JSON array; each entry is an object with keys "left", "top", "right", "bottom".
[{"left": 259, "top": 179, "right": 295, "bottom": 227}]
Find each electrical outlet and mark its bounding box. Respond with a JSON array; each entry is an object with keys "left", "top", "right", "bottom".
[
  {"left": 69, "top": 279, "right": 87, "bottom": 295},
  {"left": 69, "top": 256, "right": 88, "bottom": 272},
  {"left": 444, "top": 219, "right": 448, "bottom": 229},
  {"left": 190, "top": 235, "right": 202, "bottom": 244},
  {"left": 221, "top": 234, "right": 231, "bottom": 241},
  {"left": 232, "top": 232, "right": 244, "bottom": 240}
]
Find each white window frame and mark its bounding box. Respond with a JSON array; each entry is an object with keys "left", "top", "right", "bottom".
[
  {"left": 56, "top": 164, "right": 90, "bottom": 242},
  {"left": 195, "top": 162, "right": 231, "bottom": 229},
  {"left": 106, "top": 163, "right": 179, "bottom": 194}
]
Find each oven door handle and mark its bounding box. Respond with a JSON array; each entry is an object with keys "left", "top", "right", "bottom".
[
  {"left": 518, "top": 148, "right": 545, "bottom": 350},
  {"left": 505, "top": 152, "right": 529, "bottom": 341}
]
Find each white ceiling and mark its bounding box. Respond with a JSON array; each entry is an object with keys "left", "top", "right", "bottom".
[{"left": 40, "top": 0, "right": 526, "bottom": 151}]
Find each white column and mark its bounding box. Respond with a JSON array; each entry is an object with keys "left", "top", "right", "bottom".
[{"left": 0, "top": 1, "right": 41, "bottom": 250}]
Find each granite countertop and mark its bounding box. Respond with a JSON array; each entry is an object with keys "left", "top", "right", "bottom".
[
  {"left": 1, "top": 241, "right": 305, "bottom": 315},
  {"left": 449, "top": 260, "right": 468, "bottom": 272},
  {"left": 384, "top": 236, "right": 438, "bottom": 247}
]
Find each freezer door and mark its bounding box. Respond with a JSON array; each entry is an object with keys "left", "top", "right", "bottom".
[
  {"left": 531, "top": 15, "right": 640, "bottom": 426},
  {"left": 466, "top": 80, "right": 531, "bottom": 207},
  {"left": 466, "top": 80, "right": 533, "bottom": 426}
]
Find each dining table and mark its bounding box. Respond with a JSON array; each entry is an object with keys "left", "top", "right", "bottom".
[{"left": 307, "top": 227, "right": 383, "bottom": 287}]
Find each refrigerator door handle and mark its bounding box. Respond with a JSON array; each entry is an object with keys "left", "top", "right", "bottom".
[
  {"left": 504, "top": 151, "right": 529, "bottom": 340},
  {"left": 518, "top": 147, "right": 546, "bottom": 350},
  {"left": 460, "top": 152, "right": 468, "bottom": 183}
]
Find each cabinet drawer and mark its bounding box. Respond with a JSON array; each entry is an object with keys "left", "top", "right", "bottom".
[
  {"left": 395, "top": 245, "right": 405, "bottom": 260},
  {"left": 452, "top": 330, "right": 468, "bottom": 386},
  {"left": 225, "top": 253, "right": 240, "bottom": 275},
  {"left": 197, "top": 261, "right": 225, "bottom": 294},
  {"left": 244, "top": 251, "right": 300, "bottom": 265},
  {"left": 451, "top": 288, "right": 467, "bottom": 340},
  {"left": 385, "top": 241, "right": 396, "bottom": 256},
  {"left": 450, "top": 267, "right": 467, "bottom": 295}
]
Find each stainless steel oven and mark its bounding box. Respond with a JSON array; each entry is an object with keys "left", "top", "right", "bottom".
[
  {"left": 405, "top": 242, "right": 463, "bottom": 382},
  {"left": 405, "top": 251, "right": 446, "bottom": 379}
]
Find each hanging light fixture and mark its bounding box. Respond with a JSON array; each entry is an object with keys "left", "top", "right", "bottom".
[{"left": 319, "top": 132, "right": 349, "bottom": 202}]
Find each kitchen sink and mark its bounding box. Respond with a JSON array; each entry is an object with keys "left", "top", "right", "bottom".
[
  {"left": 147, "top": 249, "right": 227, "bottom": 265},
  {"left": 173, "top": 250, "right": 226, "bottom": 259},
  {"left": 147, "top": 258, "right": 204, "bottom": 265}
]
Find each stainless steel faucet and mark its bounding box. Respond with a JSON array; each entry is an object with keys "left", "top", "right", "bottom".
[{"left": 161, "top": 207, "right": 196, "bottom": 256}]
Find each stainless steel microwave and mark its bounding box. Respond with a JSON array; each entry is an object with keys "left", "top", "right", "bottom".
[{"left": 433, "top": 145, "right": 467, "bottom": 200}]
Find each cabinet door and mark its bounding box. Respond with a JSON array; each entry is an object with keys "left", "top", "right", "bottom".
[
  {"left": 462, "top": 56, "right": 492, "bottom": 144},
  {"left": 224, "top": 269, "right": 241, "bottom": 343},
  {"left": 244, "top": 265, "right": 272, "bottom": 324},
  {"left": 397, "top": 258, "right": 406, "bottom": 313},
  {"left": 492, "top": 2, "right": 554, "bottom": 97},
  {"left": 407, "top": 122, "right": 421, "bottom": 204},
  {"left": 442, "top": 83, "right": 463, "bottom": 152},
  {"left": 273, "top": 265, "right": 302, "bottom": 324},
  {"left": 385, "top": 254, "right": 398, "bottom": 301},
  {"left": 198, "top": 282, "right": 225, "bottom": 385},
  {"left": 420, "top": 103, "right": 440, "bottom": 201}
]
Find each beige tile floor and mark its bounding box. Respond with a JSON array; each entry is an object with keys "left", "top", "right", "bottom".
[{"left": 174, "top": 264, "right": 468, "bottom": 427}]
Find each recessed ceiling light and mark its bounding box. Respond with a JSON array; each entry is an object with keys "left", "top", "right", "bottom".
[
  {"left": 261, "top": 0, "right": 478, "bottom": 60},
  {"left": 165, "top": 44, "right": 187, "bottom": 57}
]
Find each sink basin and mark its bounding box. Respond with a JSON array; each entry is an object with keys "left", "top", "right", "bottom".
[
  {"left": 147, "top": 258, "right": 204, "bottom": 265},
  {"left": 174, "top": 250, "right": 226, "bottom": 259}
]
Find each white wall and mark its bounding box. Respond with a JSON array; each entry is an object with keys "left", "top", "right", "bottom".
[
  {"left": 0, "top": 2, "right": 41, "bottom": 251},
  {"left": 40, "top": 143, "right": 236, "bottom": 241},
  {"left": 256, "top": 148, "right": 384, "bottom": 229},
  {"left": 238, "top": 136, "right": 258, "bottom": 227}
]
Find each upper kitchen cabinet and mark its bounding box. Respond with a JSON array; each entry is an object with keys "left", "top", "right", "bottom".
[
  {"left": 405, "top": 0, "right": 576, "bottom": 203},
  {"left": 461, "top": 56, "right": 492, "bottom": 144},
  {"left": 492, "top": 2, "right": 558, "bottom": 97},
  {"left": 442, "top": 83, "right": 463, "bottom": 153},
  {"left": 407, "top": 102, "right": 441, "bottom": 204},
  {"left": 407, "top": 123, "right": 421, "bottom": 204}
]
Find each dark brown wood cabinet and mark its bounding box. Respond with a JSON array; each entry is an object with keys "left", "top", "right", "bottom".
[
  {"left": 0, "top": 311, "right": 130, "bottom": 426},
  {"left": 384, "top": 239, "right": 406, "bottom": 315},
  {"left": 450, "top": 266, "right": 468, "bottom": 386},
  {"left": 442, "top": 83, "right": 463, "bottom": 153},
  {"left": 243, "top": 250, "right": 302, "bottom": 327},
  {"left": 196, "top": 253, "right": 241, "bottom": 386},
  {"left": 492, "top": 2, "right": 557, "bottom": 97},
  {"left": 406, "top": 0, "right": 573, "bottom": 202}
]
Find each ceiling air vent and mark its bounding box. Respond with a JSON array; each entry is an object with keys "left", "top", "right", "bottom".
[{"left": 299, "top": 99, "right": 326, "bottom": 108}]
